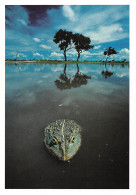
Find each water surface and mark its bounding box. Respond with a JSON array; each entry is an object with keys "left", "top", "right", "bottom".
[{"left": 5, "top": 63, "right": 129, "bottom": 189}]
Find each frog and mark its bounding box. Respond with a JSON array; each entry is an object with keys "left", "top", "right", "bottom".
[{"left": 44, "top": 119, "right": 81, "bottom": 161}]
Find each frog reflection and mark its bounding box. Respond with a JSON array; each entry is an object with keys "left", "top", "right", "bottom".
[
  {"left": 101, "top": 64, "right": 113, "bottom": 79},
  {"left": 55, "top": 64, "right": 91, "bottom": 90}
]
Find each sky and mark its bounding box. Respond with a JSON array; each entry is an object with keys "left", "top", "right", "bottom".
[{"left": 5, "top": 5, "right": 129, "bottom": 61}]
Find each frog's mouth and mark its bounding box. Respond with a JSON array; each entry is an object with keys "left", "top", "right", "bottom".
[
  {"left": 61, "top": 155, "right": 72, "bottom": 161},
  {"left": 60, "top": 143, "right": 81, "bottom": 161}
]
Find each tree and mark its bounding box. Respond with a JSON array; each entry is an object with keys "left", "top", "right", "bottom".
[
  {"left": 53, "top": 29, "right": 73, "bottom": 61},
  {"left": 72, "top": 33, "right": 94, "bottom": 61},
  {"left": 14, "top": 51, "right": 19, "bottom": 61},
  {"left": 104, "top": 47, "right": 118, "bottom": 62},
  {"left": 101, "top": 63, "right": 113, "bottom": 79},
  {"left": 122, "top": 59, "right": 126, "bottom": 62}
]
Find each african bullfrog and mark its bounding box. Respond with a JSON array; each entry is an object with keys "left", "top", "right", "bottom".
[{"left": 44, "top": 119, "right": 81, "bottom": 161}]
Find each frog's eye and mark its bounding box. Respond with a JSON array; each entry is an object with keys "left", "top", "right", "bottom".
[
  {"left": 69, "top": 136, "right": 75, "bottom": 143},
  {"left": 53, "top": 137, "right": 59, "bottom": 144},
  {"left": 49, "top": 137, "right": 59, "bottom": 147}
]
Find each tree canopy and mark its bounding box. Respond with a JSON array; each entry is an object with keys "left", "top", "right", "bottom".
[
  {"left": 104, "top": 47, "right": 118, "bottom": 62},
  {"left": 53, "top": 29, "right": 94, "bottom": 61},
  {"left": 53, "top": 29, "right": 73, "bottom": 61},
  {"left": 72, "top": 33, "right": 94, "bottom": 61}
]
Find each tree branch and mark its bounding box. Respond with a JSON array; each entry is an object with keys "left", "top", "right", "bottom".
[
  {"left": 66, "top": 47, "right": 75, "bottom": 51},
  {"left": 80, "top": 50, "right": 85, "bottom": 53}
]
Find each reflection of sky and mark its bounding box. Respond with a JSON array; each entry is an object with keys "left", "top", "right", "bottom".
[{"left": 5, "top": 64, "right": 129, "bottom": 105}]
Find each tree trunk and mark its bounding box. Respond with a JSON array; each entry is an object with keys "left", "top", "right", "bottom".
[
  {"left": 77, "top": 52, "right": 80, "bottom": 61},
  {"left": 64, "top": 49, "right": 67, "bottom": 61},
  {"left": 64, "top": 64, "right": 67, "bottom": 74},
  {"left": 76, "top": 64, "right": 79, "bottom": 73},
  {"left": 104, "top": 64, "right": 107, "bottom": 71},
  {"left": 105, "top": 55, "right": 108, "bottom": 63}
]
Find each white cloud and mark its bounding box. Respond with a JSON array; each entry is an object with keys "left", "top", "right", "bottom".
[
  {"left": 86, "top": 24, "right": 128, "bottom": 44},
  {"left": 33, "top": 38, "right": 41, "bottom": 42},
  {"left": 117, "top": 48, "right": 129, "bottom": 61},
  {"left": 84, "top": 51, "right": 103, "bottom": 56},
  {"left": 8, "top": 52, "right": 27, "bottom": 58},
  {"left": 72, "top": 6, "right": 128, "bottom": 33},
  {"left": 47, "top": 39, "right": 53, "bottom": 43},
  {"left": 120, "top": 48, "right": 129, "bottom": 55},
  {"left": 17, "top": 19, "right": 27, "bottom": 26},
  {"left": 116, "top": 72, "right": 128, "bottom": 78},
  {"left": 18, "top": 53, "right": 27, "bottom": 57},
  {"left": 33, "top": 52, "right": 43, "bottom": 57},
  {"left": 62, "top": 5, "right": 76, "bottom": 22},
  {"left": 51, "top": 66, "right": 64, "bottom": 72},
  {"left": 67, "top": 48, "right": 77, "bottom": 56},
  {"left": 94, "top": 45, "right": 101, "bottom": 49},
  {"left": 60, "top": 6, "right": 128, "bottom": 44},
  {"left": 50, "top": 52, "right": 63, "bottom": 57},
  {"left": 40, "top": 44, "right": 51, "bottom": 49},
  {"left": 22, "top": 41, "right": 28, "bottom": 45}
]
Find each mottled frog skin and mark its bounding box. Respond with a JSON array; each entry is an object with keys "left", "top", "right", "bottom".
[{"left": 44, "top": 119, "right": 81, "bottom": 161}]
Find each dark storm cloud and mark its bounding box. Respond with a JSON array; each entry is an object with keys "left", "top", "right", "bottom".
[
  {"left": 21, "top": 5, "right": 62, "bottom": 26},
  {"left": 5, "top": 6, "right": 14, "bottom": 26}
]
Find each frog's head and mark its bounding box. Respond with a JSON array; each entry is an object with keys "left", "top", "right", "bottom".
[{"left": 44, "top": 127, "right": 81, "bottom": 161}]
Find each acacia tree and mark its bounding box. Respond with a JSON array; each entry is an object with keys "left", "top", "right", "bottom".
[
  {"left": 104, "top": 47, "right": 118, "bottom": 62},
  {"left": 72, "top": 33, "right": 94, "bottom": 61},
  {"left": 122, "top": 59, "right": 126, "bottom": 62},
  {"left": 53, "top": 29, "right": 73, "bottom": 61}
]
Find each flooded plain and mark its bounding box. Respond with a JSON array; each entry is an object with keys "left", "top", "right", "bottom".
[{"left": 5, "top": 63, "right": 129, "bottom": 189}]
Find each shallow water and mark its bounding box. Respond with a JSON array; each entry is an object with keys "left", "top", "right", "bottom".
[{"left": 5, "top": 63, "right": 129, "bottom": 189}]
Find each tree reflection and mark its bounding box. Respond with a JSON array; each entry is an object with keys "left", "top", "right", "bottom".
[
  {"left": 101, "top": 64, "right": 113, "bottom": 79},
  {"left": 14, "top": 63, "right": 21, "bottom": 72},
  {"left": 55, "top": 64, "right": 91, "bottom": 90},
  {"left": 121, "top": 63, "right": 125, "bottom": 68}
]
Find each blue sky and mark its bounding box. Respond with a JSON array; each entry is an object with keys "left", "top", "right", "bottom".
[{"left": 5, "top": 5, "right": 129, "bottom": 61}]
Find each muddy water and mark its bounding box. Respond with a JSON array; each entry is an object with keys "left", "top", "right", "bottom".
[{"left": 5, "top": 63, "right": 129, "bottom": 189}]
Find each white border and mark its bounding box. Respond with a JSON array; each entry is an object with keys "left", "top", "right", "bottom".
[
  {"left": 130, "top": 0, "right": 136, "bottom": 190},
  {"left": 1, "top": 0, "right": 136, "bottom": 194},
  {"left": 0, "top": 0, "right": 5, "bottom": 191},
  {"left": 1, "top": 0, "right": 132, "bottom": 5}
]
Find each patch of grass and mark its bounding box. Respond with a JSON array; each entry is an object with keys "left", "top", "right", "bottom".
[{"left": 5, "top": 59, "right": 129, "bottom": 65}]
